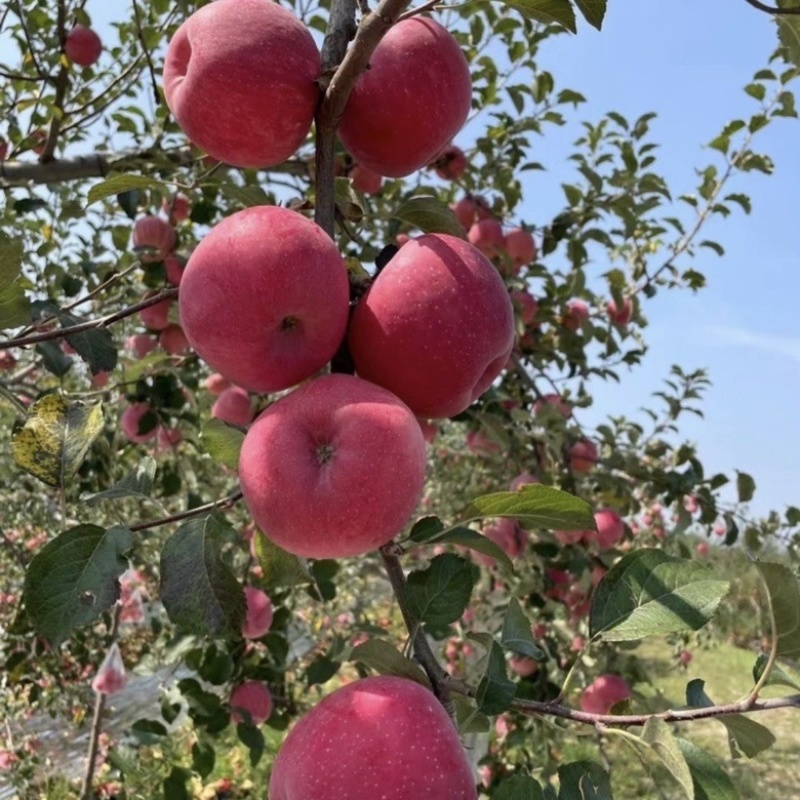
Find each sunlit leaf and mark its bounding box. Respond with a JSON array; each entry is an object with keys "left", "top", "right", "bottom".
[
  {"left": 349, "top": 639, "right": 431, "bottom": 687},
  {"left": 467, "top": 484, "right": 595, "bottom": 530},
  {"left": 755, "top": 561, "right": 800, "bottom": 659}
]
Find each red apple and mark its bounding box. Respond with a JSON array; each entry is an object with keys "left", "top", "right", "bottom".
[
  {"left": 164, "top": 253, "right": 186, "bottom": 287},
  {"left": 90, "top": 371, "right": 110, "bottom": 388},
  {"left": 607, "top": 296, "right": 633, "bottom": 326},
  {"left": 64, "top": 25, "right": 102, "bottom": 67},
  {"left": 580, "top": 674, "right": 631, "bottom": 715},
  {"left": 562, "top": 299, "right": 590, "bottom": 331},
  {"left": 348, "top": 234, "right": 515, "bottom": 418},
  {"left": 242, "top": 586, "right": 273, "bottom": 639},
  {"left": 163, "top": 0, "right": 320, "bottom": 168},
  {"left": 679, "top": 649, "right": 694, "bottom": 665},
  {"left": 230, "top": 680, "right": 272, "bottom": 725},
  {"left": 125, "top": 334, "right": 157, "bottom": 359},
  {"left": 432, "top": 144, "right": 467, "bottom": 180},
  {"left": 503, "top": 228, "right": 536, "bottom": 271},
  {"left": 120, "top": 403, "right": 158, "bottom": 443},
  {"left": 203, "top": 373, "right": 232, "bottom": 396},
  {"left": 509, "top": 472, "right": 539, "bottom": 491},
  {"left": 212, "top": 387, "right": 254, "bottom": 427},
  {"left": 338, "top": 18, "right": 471, "bottom": 177},
  {"left": 349, "top": 163, "right": 383, "bottom": 195},
  {"left": 155, "top": 425, "right": 182, "bottom": 453},
  {"left": 132, "top": 216, "right": 176, "bottom": 263},
  {"left": 0, "top": 351, "right": 17, "bottom": 370},
  {"left": 509, "top": 656, "right": 539, "bottom": 677},
  {"left": 568, "top": 438, "right": 598, "bottom": 473},
  {"left": 159, "top": 324, "right": 190, "bottom": 355},
  {"left": 593, "top": 508, "right": 624, "bottom": 549},
  {"left": 162, "top": 194, "right": 190, "bottom": 223},
  {"left": 91, "top": 643, "right": 127, "bottom": 695},
  {"left": 533, "top": 393, "right": 571, "bottom": 419},
  {"left": 554, "top": 528, "right": 589, "bottom": 546},
  {"left": 481, "top": 517, "right": 527, "bottom": 559},
  {"left": 139, "top": 292, "right": 172, "bottom": 331},
  {"left": 179, "top": 206, "right": 349, "bottom": 393},
  {"left": 269, "top": 676, "right": 477, "bottom": 800},
  {"left": 466, "top": 429, "right": 500, "bottom": 457},
  {"left": 239, "top": 374, "right": 426, "bottom": 559},
  {"left": 467, "top": 218, "right": 504, "bottom": 259},
  {"left": 511, "top": 290, "right": 538, "bottom": 326}
]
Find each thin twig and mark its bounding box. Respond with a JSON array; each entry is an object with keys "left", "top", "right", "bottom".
[
  {"left": 40, "top": 0, "right": 69, "bottom": 163},
  {"left": 0, "top": 288, "right": 178, "bottom": 350},
  {"left": 132, "top": 0, "right": 160, "bottom": 107},
  {"left": 129, "top": 491, "right": 243, "bottom": 532},
  {"left": 742, "top": 0, "right": 800, "bottom": 13}
]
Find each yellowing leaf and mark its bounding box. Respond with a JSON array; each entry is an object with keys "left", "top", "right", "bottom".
[{"left": 11, "top": 394, "right": 104, "bottom": 487}]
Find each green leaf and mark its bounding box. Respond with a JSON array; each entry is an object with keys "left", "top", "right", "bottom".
[
  {"left": 163, "top": 766, "right": 191, "bottom": 800},
  {"left": 11, "top": 394, "right": 104, "bottom": 488},
  {"left": 218, "top": 183, "right": 271, "bottom": 209},
  {"left": 557, "top": 761, "right": 613, "bottom": 799},
  {"left": 467, "top": 484, "right": 595, "bottom": 531},
  {"left": 641, "top": 718, "right": 694, "bottom": 799},
  {"left": 335, "top": 176, "right": 365, "bottom": 222},
  {"left": 735, "top": 471, "right": 756, "bottom": 503},
  {"left": 501, "top": 598, "right": 546, "bottom": 659},
  {"left": 58, "top": 312, "right": 118, "bottom": 374},
  {"left": 499, "top": 0, "right": 577, "bottom": 32},
  {"left": 202, "top": 418, "right": 245, "bottom": 470},
  {"left": 409, "top": 515, "right": 445, "bottom": 543},
  {"left": 589, "top": 549, "right": 730, "bottom": 641},
  {"left": 0, "top": 279, "right": 32, "bottom": 329},
  {"left": 405, "top": 554, "right": 477, "bottom": 629},
  {"left": 468, "top": 632, "right": 517, "bottom": 715},
  {"left": 494, "top": 773, "right": 546, "bottom": 800},
  {"left": 253, "top": 529, "right": 313, "bottom": 589},
  {"left": 236, "top": 722, "right": 265, "bottom": 767},
  {"left": 23, "top": 524, "right": 132, "bottom": 647},
  {"left": 752, "top": 652, "right": 800, "bottom": 691},
  {"left": 83, "top": 457, "right": 157, "bottom": 504},
  {"left": 0, "top": 231, "right": 23, "bottom": 291},
  {"left": 573, "top": 0, "right": 606, "bottom": 30},
  {"left": 434, "top": 526, "right": 514, "bottom": 572},
  {"left": 305, "top": 654, "right": 340, "bottom": 686},
  {"left": 685, "top": 679, "right": 775, "bottom": 759},
  {"left": 191, "top": 741, "right": 215, "bottom": 779},
  {"left": 159, "top": 515, "right": 246, "bottom": 639},
  {"left": 391, "top": 196, "right": 463, "bottom": 236},
  {"left": 452, "top": 694, "right": 491, "bottom": 735},
  {"left": 349, "top": 639, "right": 431, "bottom": 687},
  {"left": 676, "top": 738, "right": 739, "bottom": 800},
  {"left": 36, "top": 340, "right": 73, "bottom": 377},
  {"left": 775, "top": 4, "right": 800, "bottom": 69},
  {"left": 754, "top": 562, "right": 800, "bottom": 659},
  {"left": 86, "top": 174, "right": 166, "bottom": 206}
]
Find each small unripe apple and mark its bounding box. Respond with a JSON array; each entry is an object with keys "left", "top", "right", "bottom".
[
  {"left": 349, "top": 163, "right": 383, "bottom": 194},
  {"left": 64, "top": 25, "right": 102, "bottom": 67},
  {"left": 211, "top": 387, "right": 253, "bottom": 427},
  {"left": 503, "top": 228, "right": 536, "bottom": 271},
  {"left": 338, "top": 18, "right": 472, "bottom": 177},
  {"left": 138, "top": 292, "right": 172, "bottom": 331},
  {"left": 562, "top": 299, "right": 590, "bottom": 331},
  {"left": 594, "top": 508, "right": 625, "bottom": 549},
  {"left": 159, "top": 324, "right": 190, "bottom": 355},
  {"left": 607, "top": 296, "right": 633, "bottom": 326},
  {"left": 580, "top": 674, "right": 631, "bottom": 715},
  {"left": 268, "top": 676, "right": 477, "bottom": 799},
  {"left": 132, "top": 216, "right": 176, "bottom": 263},
  {"left": 163, "top": 0, "right": 320, "bottom": 168},
  {"left": 467, "top": 218, "right": 504, "bottom": 259},
  {"left": 120, "top": 403, "right": 158, "bottom": 443},
  {"left": 230, "top": 680, "right": 273, "bottom": 725},
  {"left": 242, "top": 586, "right": 273, "bottom": 639},
  {"left": 179, "top": 206, "right": 349, "bottom": 393},
  {"left": 568, "top": 438, "right": 598, "bottom": 473},
  {"left": 349, "top": 234, "right": 515, "bottom": 418},
  {"left": 239, "top": 374, "right": 426, "bottom": 559},
  {"left": 432, "top": 144, "right": 467, "bottom": 180}
]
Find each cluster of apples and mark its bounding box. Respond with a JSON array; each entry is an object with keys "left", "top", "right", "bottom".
[{"left": 159, "top": 1, "right": 513, "bottom": 795}]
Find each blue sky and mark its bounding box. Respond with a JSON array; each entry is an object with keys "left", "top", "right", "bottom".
[
  {"left": 512, "top": 0, "right": 800, "bottom": 519},
  {"left": 3, "top": 1, "right": 797, "bottom": 520}
]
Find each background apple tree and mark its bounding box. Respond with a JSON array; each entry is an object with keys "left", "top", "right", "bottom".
[{"left": 2, "top": 0, "right": 800, "bottom": 798}]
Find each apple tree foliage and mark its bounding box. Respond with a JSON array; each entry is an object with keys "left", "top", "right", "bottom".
[{"left": 2, "top": 0, "right": 800, "bottom": 798}]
